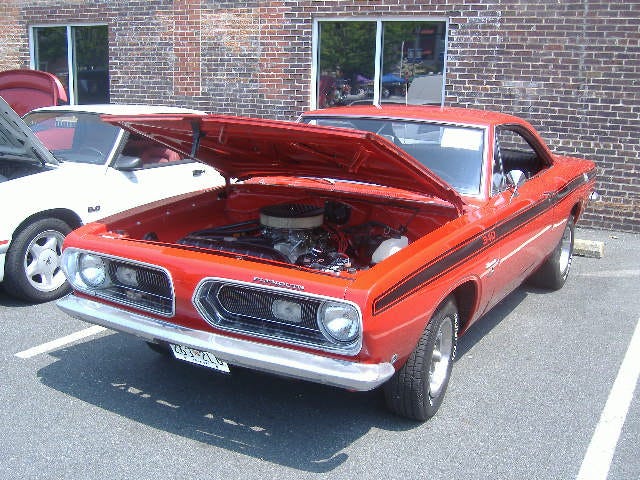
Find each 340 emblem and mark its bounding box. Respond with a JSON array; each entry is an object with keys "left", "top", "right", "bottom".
[{"left": 482, "top": 230, "right": 497, "bottom": 245}]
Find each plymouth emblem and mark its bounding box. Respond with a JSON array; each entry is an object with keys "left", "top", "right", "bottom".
[{"left": 253, "top": 276, "right": 305, "bottom": 291}]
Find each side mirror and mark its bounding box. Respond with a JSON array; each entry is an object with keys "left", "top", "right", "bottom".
[{"left": 114, "top": 155, "right": 143, "bottom": 171}]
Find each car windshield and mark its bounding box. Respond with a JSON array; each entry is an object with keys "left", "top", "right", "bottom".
[
  {"left": 303, "top": 117, "right": 485, "bottom": 195},
  {"left": 23, "top": 111, "right": 121, "bottom": 165}
]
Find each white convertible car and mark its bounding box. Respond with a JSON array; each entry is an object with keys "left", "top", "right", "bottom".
[{"left": 0, "top": 98, "right": 223, "bottom": 302}]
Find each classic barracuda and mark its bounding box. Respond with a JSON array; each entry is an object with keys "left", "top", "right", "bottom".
[{"left": 57, "top": 105, "right": 595, "bottom": 420}]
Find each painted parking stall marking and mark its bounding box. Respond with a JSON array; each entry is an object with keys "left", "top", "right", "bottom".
[
  {"left": 577, "top": 316, "right": 640, "bottom": 480},
  {"left": 15, "top": 325, "right": 107, "bottom": 359}
]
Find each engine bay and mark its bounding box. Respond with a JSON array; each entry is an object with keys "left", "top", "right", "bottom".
[{"left": 177, "top": 201, "right": 409, "bottom": 273}]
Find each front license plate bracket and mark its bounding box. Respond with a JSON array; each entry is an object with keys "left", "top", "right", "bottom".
[{"left": 170, "top": 343, "right": 230, "bottom": 373}]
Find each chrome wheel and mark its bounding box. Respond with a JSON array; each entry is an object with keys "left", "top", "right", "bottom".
[
  {"left": 429, "top": 316, "right": 454, "bottom": 398},
  {"left": 528, "top": 216, "right": 575, "bottom": 291},
  {"left": 23, "top": 229, "right": 67, "bottom": 292},
  {"left": 558, "top": 221, "right": 573, "bottom": 276},
  {"left": 384, "top": 297, "right": 458, "bottom": 421}
]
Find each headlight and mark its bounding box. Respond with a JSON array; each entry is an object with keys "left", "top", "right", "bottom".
[
  {"left": 271, "top": 298, "right": 302, "bottom": 323},
  {"left": 115, "top": 264, "right": 139, "bottom": 287},
  {"left": 317, "top": 301, "right": 360, "bottom": 343},
  {"left": 78, "top": 253, "right": 108, "bottom": 288},
  {"left": 61, "top": 249, "right": 174, "bottom": 316}
]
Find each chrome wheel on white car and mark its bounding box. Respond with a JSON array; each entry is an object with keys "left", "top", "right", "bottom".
[
  {"left": 4, "top": 218, "right": 72, "bottom": 302},
  {"left": 24, "top": 229, "right": 67, "bottom": 292}
]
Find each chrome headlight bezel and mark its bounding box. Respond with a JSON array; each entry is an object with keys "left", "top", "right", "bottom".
[
  {"left": 193, "top": 278, "right": 363, "bottom": 356},
  {"left": 317, "top": 301, "right": 361, "bottom": 344},
  {"left": 61, "top": 248, "right": 175, "bottom": 317},
  {"left": 76, "top": 253, "right": 109, "bottom": 289}
]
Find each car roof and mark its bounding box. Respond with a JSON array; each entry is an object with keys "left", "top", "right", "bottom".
[
  {"left": 28, "top": 104, "right": 207, "bottom": 116},
  {"left": 303, "top": 105, "right": 528, "bottom": 128}
]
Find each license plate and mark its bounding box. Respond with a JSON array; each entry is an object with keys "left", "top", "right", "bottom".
[{"left": 170, "top": 344, "right": 230, "bottom": 373}]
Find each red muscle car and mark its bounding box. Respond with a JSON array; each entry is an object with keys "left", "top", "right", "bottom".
[{"left": 57, "top": 105, "right": 595, "bottom": 420}]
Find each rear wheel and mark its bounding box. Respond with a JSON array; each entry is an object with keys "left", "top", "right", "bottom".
[
  {"left": 529, "top": 216, "right": 575, "bottom": 290},
  {"left": 4, "top": 218, "right": 72, "bottom": 302},
  {"left": 384, "top": 297, "right": 458, "bottom": 421}
]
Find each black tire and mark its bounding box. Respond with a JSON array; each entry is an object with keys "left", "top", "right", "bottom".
[
  {"left": 4, "top": 218, "right": 72, "bottom": 303},
  {"left": 384, "top": 297, "right": 458, "bottom": 421},
  {"left": 529, "top": 216, "right": 575, "bottom": 290}
]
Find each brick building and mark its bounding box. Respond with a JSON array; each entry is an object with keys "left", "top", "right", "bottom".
[{"left": 1, "top": 0, "right": 638, "bottom": 232}]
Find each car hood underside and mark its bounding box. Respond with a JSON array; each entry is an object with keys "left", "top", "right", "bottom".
[{"left": 104, "top": 113, "right": 464, "bottom": 212}]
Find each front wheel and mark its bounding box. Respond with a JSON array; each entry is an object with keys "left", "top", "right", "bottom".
[
  {"left": 384, "top": 297, "right": 458, "bottom": 421},
  {"left": 529, "top": 216, "right": 575, "bottom": 290},
  {"left": 3, "top": 218, "right": 72, "bottom": 302}
]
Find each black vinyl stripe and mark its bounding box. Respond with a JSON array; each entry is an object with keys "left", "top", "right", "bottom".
[{"left": 373, "top": 169, "right": 594, "bottom": 314}]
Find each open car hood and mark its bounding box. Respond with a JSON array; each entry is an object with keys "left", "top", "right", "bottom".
[
  {"left": 0, "top": 96, "right": 59, "bottom": 167},
  {"left": 105, "top": 113, "right": 464, "bottom": 211},
  {"left": 0, "top": 69, "right": 68, "bottom": 116}
]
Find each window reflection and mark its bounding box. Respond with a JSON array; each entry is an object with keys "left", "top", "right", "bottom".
[
  {"left": 382, "top": 22, "right": 445, "bottom": 105},
  {"left": 74, "top": 26, "right": 110, "bottom": 104},
  {"left": 33, "top": 25, "right": 109, "bottom": 105},
  {"left": 34, "top": 27, "right": 69, "bottom": 94},
  {"left": 317, "top": 22, "right": 376, "bottom": 108},
  {"left": 316, "top": 20, "right": 446, "bottom": 108}
]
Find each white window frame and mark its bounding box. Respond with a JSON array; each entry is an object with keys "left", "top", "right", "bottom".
[
  {"left": 311, "top": 17, "right": 449, "bottom": 110},
  {"left": 29, "top": 23, "right": 107, "bottom": 105}
]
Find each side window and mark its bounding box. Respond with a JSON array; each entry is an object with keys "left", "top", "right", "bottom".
[{"left": 493, "top": 126, "right": 546, "bottom": 195}]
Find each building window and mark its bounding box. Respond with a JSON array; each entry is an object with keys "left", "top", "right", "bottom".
[
  {"left": 313, "top": 19, "right": 447, "bottom": 109},
  {"left": 31, "top": 25, "right": 109, "bottom": 105}
]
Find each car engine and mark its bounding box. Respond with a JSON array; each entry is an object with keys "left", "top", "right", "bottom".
[{"left": 177, "top": 201, "right": 408, "bottom": 273}]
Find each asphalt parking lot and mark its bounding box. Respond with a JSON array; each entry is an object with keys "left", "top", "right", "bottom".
[{"left": 1, "top": 227, "right": 638, "bottom": 480}]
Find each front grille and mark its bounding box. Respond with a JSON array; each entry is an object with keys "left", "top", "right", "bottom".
[
  {"left": 216, "top": 285, "right": 320, "bottom": 331},
  {"left": 96, "top": 259, "right": 173, "bottom": 316},
  {"left": 193, "top": 279, "right": 358, "bottom": 354}
]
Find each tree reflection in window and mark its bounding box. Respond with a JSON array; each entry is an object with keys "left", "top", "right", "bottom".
[{"left": 316, "top": 20, "right": 446, "bottom": 108}]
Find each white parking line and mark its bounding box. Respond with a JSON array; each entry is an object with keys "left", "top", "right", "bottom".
[
  {"left": 576, "top": 317, "right": 640, "bottom": 480},
  {"left": 15, "top": 325, "right": 107, "bottom": 359}
]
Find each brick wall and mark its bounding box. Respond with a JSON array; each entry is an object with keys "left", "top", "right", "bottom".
[
  {"left": 0, "top": 1, "right": 27, "bottom": 69},
  {"left": 446, "top": 1, "right": 640, "bottom": 232},
  {"left": 1, "top": 0, "right": 638, "bottom": 232}
]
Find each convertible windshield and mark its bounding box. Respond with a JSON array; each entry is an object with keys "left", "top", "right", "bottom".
[
  {"left": 303, "top": 117, "right": 485, "bottom": 195},
  {"left": 24, "top": 111, "right": 121, "bottom": 165}
]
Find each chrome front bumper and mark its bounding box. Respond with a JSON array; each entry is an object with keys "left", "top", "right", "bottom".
[{"left": 57, "top": 294, "right": 395, "bottom": 391}]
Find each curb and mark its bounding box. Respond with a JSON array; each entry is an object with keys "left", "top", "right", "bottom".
[{"left": 574, "top": 238, "right": 604, "bottom": 258}]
